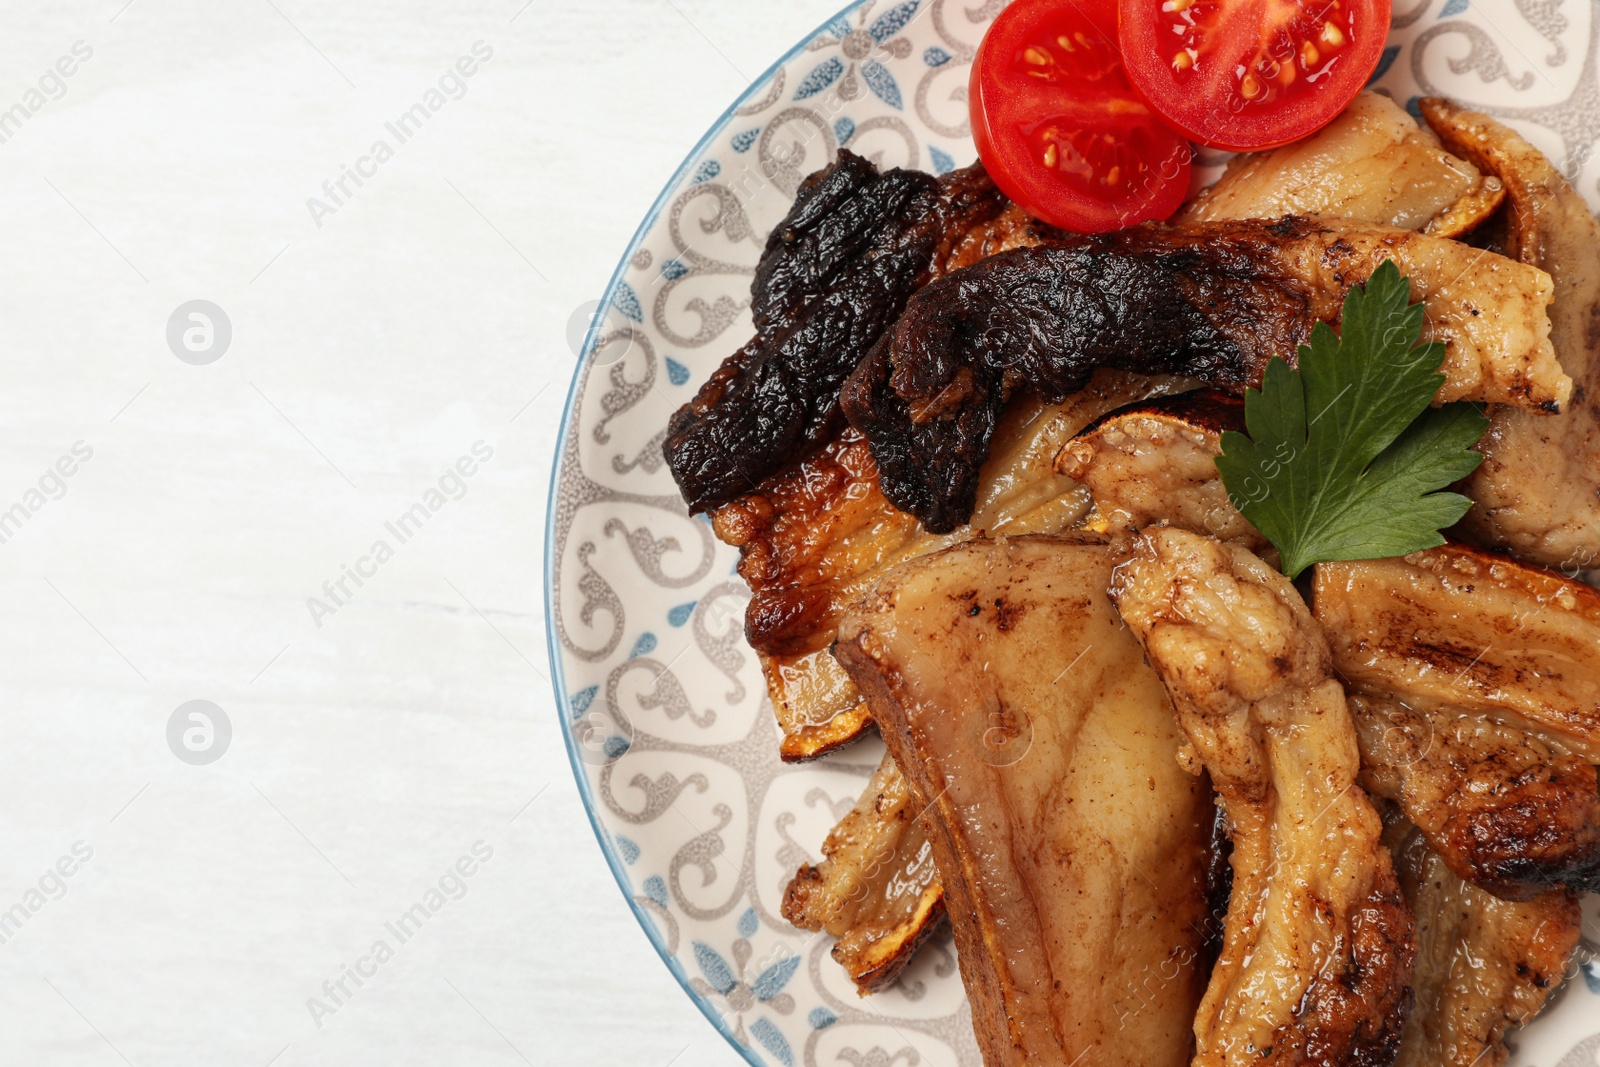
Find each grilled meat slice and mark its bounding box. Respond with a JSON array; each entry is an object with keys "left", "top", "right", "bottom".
[
  {"left": 1312, "top": 544, "right": 1600, "bottom": 762},
  {"left": 844, "top": 217, "right": 1560, "bottom": 531},
  {"left": 1351, "top": 693, "right": 1600, "bottom": 900},
  {"left": 747, "top": 149, "right": 914, "bottom": 336},
  {"left": 716, "top": 372, "right": 1195, "bottom": 760},
  {"left": 1180, "top": 91, "right": 1501, "bottom": 236},
  {"left": 781, "top": 750, "right": 944, "bottom": 994},
  {"left": 1421, "top": 99, "right": 1600, "bottom": 572},
  {"left": 1058, "top": 393, "right": 1600, "bottom": 897},
  {"left": 1111, "top": 528, "right": 1414, "bottom": 1067},
  {"left": 1313, "top": 545, "right": 1600, "bottom": 895},
  {"left": 1388, "top": 821, "right": 1580, "bottom": 1067},
  {"left": 663, "top": 154, "right": 1018, "bottom": 514},
  {"left": 835, "top": 536, "right": 1214, "bottom": 1067},
  {"left": 1055, "top": 389, "right": 1267, "bottom": 553},
  {"left": 764, "top": 380, "right": 1198, "bottom": 991}
]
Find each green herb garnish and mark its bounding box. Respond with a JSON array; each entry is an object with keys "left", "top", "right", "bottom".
[{"left": 1215, "top": 259, "right": 1490, "bottom": 579}]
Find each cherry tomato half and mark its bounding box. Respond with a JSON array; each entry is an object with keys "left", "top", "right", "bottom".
[
  {"left": 969, "top": 0, "right": 1193, "bottom": 233},
  {"left": 1119, "top": 0, "right": 1393, "bottom": 152}
]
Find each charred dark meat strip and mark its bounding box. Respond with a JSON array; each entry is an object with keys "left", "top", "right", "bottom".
[
  {"left": 843, "top": 215, "right": 1561, "bottom": 532},
  {"left": 842, "top": 224, "right": 1317, "bottom": 531},
  {"left": 663, "top": 152, "right": 1012, "bottom": 513}
]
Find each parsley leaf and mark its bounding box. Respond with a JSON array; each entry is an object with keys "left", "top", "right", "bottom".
[{"left": 1214, "top": 259, "right": 1489, "bottom": 579}]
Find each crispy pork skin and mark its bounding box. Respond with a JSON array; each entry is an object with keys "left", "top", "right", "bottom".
[
  {"left": 1388, "top": 822, "right": 1580, "bottom": 1067},
  {"left": 1180, "top": 91, "right": 1499, "bottom": 235},
  {"left": 1314, "top": 545, "right": 1600, "bottom": 895},
  {"left": 705, "top": 162, "right": 1062, "bottom": 763},
  {"left": 716, "top": 372, "right": 1196, "bottom": 761},
  {"left": 1055, "top": 390, "right": 1267, "bottom": 554},
  {"left": 1422, "top": 99, "right": 1600, "bottom": 571},
  {"left": 835, "top": 536, "right": 1213, "bottom": 1067},
  {"left": 781, "top": 751, "right": 944, "bottom": 994},
  {"left": 1112, "top": 528, "right": 1413, "bottom": 1067},
  {"left": 844, "top": 217, "right": 1559, "bottom": 532},
  {"left": 663, "top": 154, "right": 1015, "bottom": 514}
]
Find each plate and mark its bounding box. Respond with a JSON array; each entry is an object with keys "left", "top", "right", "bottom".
[{"left": 546, "top": 3, "right": 1600, "bottom": 1064}]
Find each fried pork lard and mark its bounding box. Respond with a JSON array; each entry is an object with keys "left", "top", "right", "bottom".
[
  {"left": 1388, "top": 820, "right": 1580, "bottom": 1067},
  {"left": 1422, "top": 99, "right": 1600, "bottom": 572},
  {"left": 836, "top": 537, "right": 1213, "bottom": 1067},
  {"left": 1180, "top": 90, "right": 1501, "bottom": 234},
  {"left": 1112, "top": 528, "right": 1414, "bottom": 1067},
  {"left": 1314, "top": 545, "right": 1600, "bottom": 897},
  {"left": 781, "top": 750, "right": 944, "bottom": 993},
  {"left": 664, "top": 152, "right": 1013, "bottom": 513}
]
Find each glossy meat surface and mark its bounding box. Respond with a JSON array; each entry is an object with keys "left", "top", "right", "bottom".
[
  {"left": 1352, "top": 694, "right": 1600, "bottom": 900},
  {"left": 663, "top": 153, "right": 1010, "bottom": 513},
  {"left": 845, "top": 217, "right": 1559, "bottom": 531},
  {"left": 1180, "top": 91, "right": 1496, "bottom": 233},
  {"left": 781, "top": 751, "right": 944, "bottom": 993},
  {"left": 836, "top": 536, "right": 1213, "bottom": 1067},
  {"left": 1057, "top": 391, "right": 1600, "bottom": 900},
  {"left": 1056, "top": 390, "right": 1267, "bottom": 554},
  {"left": 1313, "top": 544, "right": 1600, "bottom": 762},
  {"left": 1112, "top": 529, "right": 1413, "bottom": 1067},
  {"left": 1389, "top": 822, "right": 1579, "bottom": 1067},
  {"left": 1423, "top": 99, "right": 1600, "bottom": 571},
  {"left": 841, "top": 225, "right": 1311, "bottom": 532},
  {"left": 716, "top": 373, "right": 1193, "bottom": 760},
  {"left": 1314, "top": 545, "right": 1600, "bottom": 895}
]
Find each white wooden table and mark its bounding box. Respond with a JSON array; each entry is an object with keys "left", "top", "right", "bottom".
[{"left": 0, "top": 2, "right": 839, "bottom": 1063}]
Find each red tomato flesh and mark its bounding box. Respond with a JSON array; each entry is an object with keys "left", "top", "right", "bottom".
[
  {"left": 969, "top": 0, "right": 1192, "bottom": 233},
  {"left": 1119, "top": 0, "right": 1393, "bottom": 152}
]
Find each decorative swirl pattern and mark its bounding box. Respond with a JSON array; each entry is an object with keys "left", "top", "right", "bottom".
[
  {"left": 1413, "top": 9, "right": 1600, "bottom": 184},
  {"left": 550, "top": 2, "right": 1600, "bottom": 1063},
  {"left": 914, "top": 59, "right": 972, "bottom": 140},
  {"left": 1392, "top": 0, "right": 1433, "bottom": 29},
  {"left": 602, "top": 760, "right": 710, "bottom": 824},
  {"left": 591, "top": 328, "right": 656, "bottom": 446},
  {"left": 694, "top": 581, "right": 754, "bottom": 704},
  {"left": 1413, "top": 21, "right": 1536, "bottom": 91},
  {"left": 565, "top": 540, "right": 624, "bottom": 662},
  {"left": 760, "top": 106, "right": 841, "bottom": 197},
  {"left": 610, "top": 428, "right": 668, "bottom": 476},
  {"left": 850, "top": 115, "right": 921, "bottom": 169},
  {"left": 601, "top": 512, "right": 715, "bottom": 589},
  {"left": 613, "top": 656, "right": 717, "bottom": 728},
  {"left": 669, "top": 801, "right": 747, "bottom": 921},
  {"left": 653, "top": 183, "right": 757, "bottom": 349},
  {"left": 1518, "top": 0, "right": 1569, "bottom": 66}
]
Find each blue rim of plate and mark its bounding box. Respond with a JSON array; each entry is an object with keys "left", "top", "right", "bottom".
[{"left": 544, "top": 3, "right": 871, "bottom": 1064}]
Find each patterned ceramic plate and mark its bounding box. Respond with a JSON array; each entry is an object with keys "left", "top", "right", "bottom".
[{"left": 547, "top": 2, "right": 1600, "bottom": 1064}]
